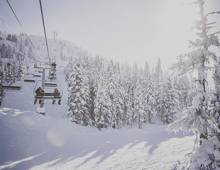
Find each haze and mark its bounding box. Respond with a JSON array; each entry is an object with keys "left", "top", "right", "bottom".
[{"left": 0, "top": 0, "right": 220, "bottom": 68}]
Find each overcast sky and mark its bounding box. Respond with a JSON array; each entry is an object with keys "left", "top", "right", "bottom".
[{"left": 0, "top": 0, "right": 220, "bottom": 68}]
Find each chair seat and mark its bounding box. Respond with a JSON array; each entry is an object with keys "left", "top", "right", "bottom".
[
  {"left": 44, "top": 82, "right": 57, "bottom": 87},
  {"left": 3, "top": 85, "right": 21, "bottom": 90},
  {"left": 35, "top": 93, "right": 61, "bottom": 99},
  {"left": 33, "top": 74, "right": 41, "bottom": 77},
  {"left": 24, "top": 79, "right": 35, "bottom": 82}
]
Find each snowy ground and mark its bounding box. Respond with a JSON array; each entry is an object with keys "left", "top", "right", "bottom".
[
  {"left": 0, "top": 66, "right": 195, "bottom": 170},
  {"left": 0, "top": 108, "right": 194, "bottom": 170}
]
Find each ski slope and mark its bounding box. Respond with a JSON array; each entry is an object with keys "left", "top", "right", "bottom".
[
  {"left": 0, "top": 108, "right": 194, "bottom": 170},
  {"left": 0, "top": 66, "right": 195, "bottom": 170}
]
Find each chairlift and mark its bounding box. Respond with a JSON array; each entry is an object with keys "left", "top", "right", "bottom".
[
  {"left": 34, "top": 62, "right": 44, "bottom": 69},
  {"left": 48, "top": 73, "right": 56, "bottom": 80},
  {"left": 34, "top": 65, "right": 44, "bottom": 76},
  {"left": 33, "top": 74, "right": 41, "bottom": 78},
  {"left": 24, "top": 79, "right": 35, "bottom": 83},
  {"left": 24, "top": 74, "right": 35, "bottom": 83},
  {"left": 34, "top": 63, "right": 37, "bottom": 68},
  {"left": 48, "top": 62, "right": 57, "bottom": 80},
  {"left": 34, "top": 86, "right": 62, "bottom": 105},
  {"left": 44, "top": 82, "right": 57, "bottom": 87},
  {"left": 3, "top": 85, "right": 21, "bottom": 90},
  {"left": 3, "top": 82, "right": 22, "bottom": 90}
]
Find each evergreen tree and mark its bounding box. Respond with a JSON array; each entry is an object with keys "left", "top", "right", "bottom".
[
  {"left": 95, "top": 70, "right": 112, "bottom": 127},
  {"left": 141, "top": 62, "right": 155, "bottom": 123},
  {"left": 134, "top": 79, "right": 145, "bottom": 128},
  {"left": 161, "top": 78, "right": 179, "bottom": 124},
  {"left": 68, "top": 62, "right": 90, "bottom": 125},
  {"left": 170, "top": 0, "right": 220, "bottom": 169}
]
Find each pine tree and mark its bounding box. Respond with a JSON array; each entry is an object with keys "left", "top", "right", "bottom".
[
  {"left": 118, "top": 67, "right": 132, "bottom": 126},
  {"left": 171, "top": 0, "right": 212, "bottom": 141},
  {"left": 161, "top": 78, "right": 179, "bottom": 124},
  {"left": 134, "top": 79, "right": 145, "bottom": 128},
  {"left": 173, "top": 75, "right": 193, "bottom": 109},
  {"left": 154, "top": 58, "right": 163, "bottom": 85},
  {"left": 68, "top": 61, "right": 90, "bottom": 125},
  {"left": 141, "top": 61, "right": 155, "bottom": 123},
  {"left": 170, "top": 0, "right": 220, "bottom": 169},
  {"left": 95, "top": 69, "right": 112, "bottom": 128},
  {"left": 153, "top": 58, "right": 164, "bottom": 122}
]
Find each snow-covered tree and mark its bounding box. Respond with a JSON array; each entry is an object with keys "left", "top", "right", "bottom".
[
  {"left": 142, "top": 62, "right": 155, "bottom": 123},
  {"left": 161, "top": 78, "right": 179, "bottom": 124},
  {"left": 65, "top": 49, "right": 182, "bottom": 128},
  {"left": 134, "top": 79, "right": 145, "bottom": 128},
  {"left": 67, "top": 61, "right": 90, "bottom": 125},
  {"left": 170, "top": 0, "right": 220, "bottom": 169},
  {"left": 154, "top": 58, "right": 163, "bottom": 85},
  {"left": 95, "top": 67, "right": 112, "bottom": 128}
]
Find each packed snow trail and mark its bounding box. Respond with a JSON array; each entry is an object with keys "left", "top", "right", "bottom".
[{"left": 0, "top": 65, "right": 195, "bottom": 170}]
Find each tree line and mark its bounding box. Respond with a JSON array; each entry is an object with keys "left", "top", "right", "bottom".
[{"left": 65, "top": 55, "right": 192, "bottom": 129}]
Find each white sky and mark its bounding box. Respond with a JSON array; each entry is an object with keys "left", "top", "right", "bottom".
[{"left": 0, "top": 0, "right": 220, "bottom": 68}]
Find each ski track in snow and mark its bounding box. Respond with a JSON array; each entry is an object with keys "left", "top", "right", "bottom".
[{"left": 0, "top": 67, "right": 195, "bottom": 170}]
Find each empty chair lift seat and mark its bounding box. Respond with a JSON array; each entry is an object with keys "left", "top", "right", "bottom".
[
  {"left": 44, "top": 82, "right": 57, "bottom": 87},
  {"left": 33, "top": 74, "right": 41, "bottom": 77},
  {"left": 24, "top": 79, "right": 35, "bottom": 82},
  {"left": 3, "top": 82, "right": 22, "bottom": 90},
  {"left": 24, "top": 75, "right": 35, "bottom": 82}
]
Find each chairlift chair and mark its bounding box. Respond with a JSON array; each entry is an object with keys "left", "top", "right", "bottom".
[
  {"left": 3, "top": 81, "right": 22, "bottom": 90},
  {"left": 48, "top": 71, "right": 56, "bottom": 80},
  {"left": 24, "top": 79, "right": 35, "bottom": 83},
  {"left": 44, "top": 82, "right": 57, "bottom": 87},
  {"left": 34, "top": 63, "right": 37, "bottom": 68},
  {"left": 33, "top": 74, "right": 41, "bottom": 78},
  {"left": 48, "top": 62, "right": 57, "bottom": 80},
  {"left": 34, "top": 86, "right": 62, "bottom": 105},
  {"left": 24, "top": 74, "right": 35, "bottom": 83}
]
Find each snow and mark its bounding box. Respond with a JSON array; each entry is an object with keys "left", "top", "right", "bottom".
[{"left": 0, "top": 107, "right": 194, "bottom": 170}]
